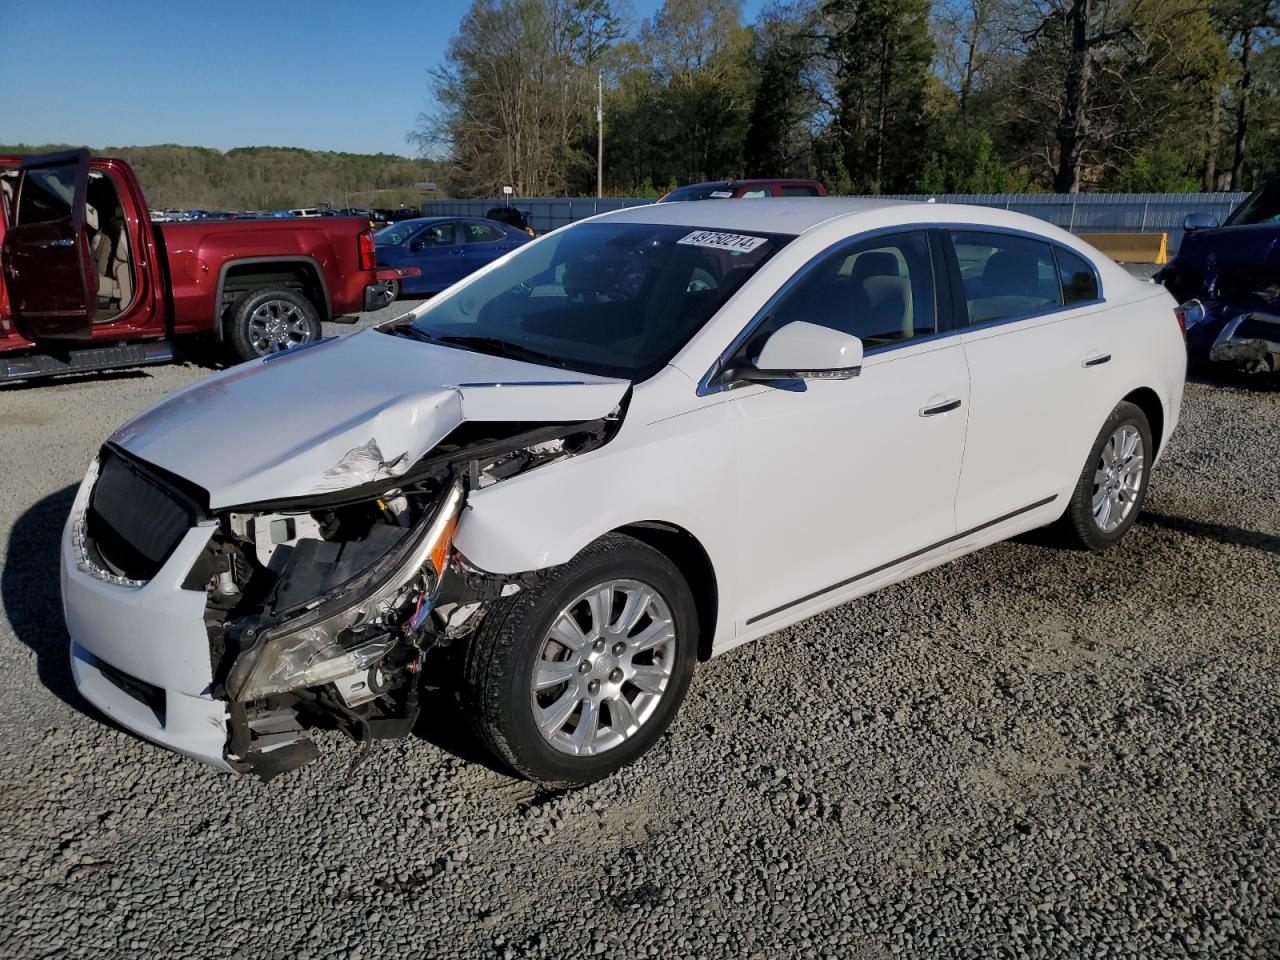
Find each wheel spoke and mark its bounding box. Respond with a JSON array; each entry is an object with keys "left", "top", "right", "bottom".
[
  {"left": 629, "top": 617, "right": 673, "bottom": 653},
  {"left": 549, "top": 612, "right": 588, "bottom": 654},
  {"left": 534, "top": 660, "right": 577, "bottom": 691},
  {"left": 585, "top": 583, "right": 614, "bottom": 635},
  {"left": 537, "top": 688, "right": 581, "bottom": 737},
  {"left": 615, "top": 585, "right": 654, "bottom": 634},
  {"left": 570, "top": 698, "right": 599, "bottom": 754},
  {"left": 608, "top": 694, "right": 640, "bottom": 736},
  {"left": 629, "top": 664, "right": 667, "bottom": 694},
  {"left": 1095, "top": 495, "right": 1112, "bottom": 529}
]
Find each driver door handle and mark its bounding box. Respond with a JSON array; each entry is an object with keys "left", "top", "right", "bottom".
[
  {"left": 920, "top": 398, "right": 962, "bottom": 417},
  {"left": 1082, "top": 353, "right": 1111, "bottom": 367}
]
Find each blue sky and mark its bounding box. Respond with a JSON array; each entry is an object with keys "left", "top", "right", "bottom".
[{"left": 1, "top": 0, "right": 766, "bottom": 157}]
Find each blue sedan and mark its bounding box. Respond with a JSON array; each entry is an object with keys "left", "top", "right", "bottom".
[{"left": 375, "top": 217, "right": 532, "bottom": 297}]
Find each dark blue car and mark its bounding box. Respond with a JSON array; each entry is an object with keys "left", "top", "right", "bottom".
[
  {"left": 1158, "top": 178, "right": 1280, "bottom": 374},
  {"left": 375, "top": 217, "right": 532, "bottom": 298}
]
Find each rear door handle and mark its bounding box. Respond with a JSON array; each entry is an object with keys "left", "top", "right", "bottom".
[
  {"left": 1082, "top": 353, "right": 1111, "bottom": 367},
  {"left": 919, "top": 398, "right": 962, "bottom": 417}
]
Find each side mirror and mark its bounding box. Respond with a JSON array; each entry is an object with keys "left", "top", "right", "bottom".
[
  {"left": 1183, "top": 212, "right": 1218, "bottom": 231},
  {"left": 726, "top": 321, "right": 863, "bottom": 384}
]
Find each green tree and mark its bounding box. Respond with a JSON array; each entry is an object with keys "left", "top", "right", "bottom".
[
  {"left": 819, "top": 0, "right": 935, "bottom": 194},
  {"left": 743, "top": 4, "right": 817, "bottom": 177}
]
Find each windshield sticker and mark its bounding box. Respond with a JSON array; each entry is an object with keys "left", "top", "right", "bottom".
[
  {"left": 677, "top": 230, "right": 768, "bottom": 253},
  {"left": 708, "top": 191, "right": 734, "bottom": 198}
]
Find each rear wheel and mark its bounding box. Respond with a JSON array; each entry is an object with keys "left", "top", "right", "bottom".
[
  {"left": 225, "top": 287, "right": 321, "bottom": 362},
  {"left": 462, "top": 534, "right": 698, "bottom": 786},
  {"left": 1059, "top": 400, "right": 1153, "bottom": 550}
]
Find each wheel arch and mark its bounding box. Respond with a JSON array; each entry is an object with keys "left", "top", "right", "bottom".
[
  {"left": 214, "top": 256, "right": 332, "bottom": 337},
  {"left": 610, "top": 521, "right": 719, "bottom": 662},
  {"left": 1121, "top": 386, "right": 1164, "bottom": 456}
]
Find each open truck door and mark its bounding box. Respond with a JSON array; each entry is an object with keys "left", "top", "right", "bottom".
[{"left": 0, "top": 149, "right": 97, "bottom": 340}]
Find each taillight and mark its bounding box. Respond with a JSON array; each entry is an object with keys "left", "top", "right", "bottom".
[
  {"left": 358, "top": 230, "right": 376, "bottom": 271},
  {"left": 1174, "top": 306, "right": 1187, "bottom": 341}
]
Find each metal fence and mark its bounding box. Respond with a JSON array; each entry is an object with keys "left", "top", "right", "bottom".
[{"left": 423, "top": 192, "right": 1249, "bottom": 252}]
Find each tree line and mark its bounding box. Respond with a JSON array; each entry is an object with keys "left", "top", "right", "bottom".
[
  {"left": 1, "top": 144, "right": 442, "bottom": 211},
  {"left": 413, "top": 0, "right": 1280, "bottom": 198}
]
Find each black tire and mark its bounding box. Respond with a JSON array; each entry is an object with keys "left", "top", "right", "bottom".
[
  {"left": 462, "top": 533, "right": 699, "bottom": 786},
  {"left": 1058, "top": 400, "right": 1153, "bottom": 551},
  {"left": 225, "top": 287, "right": 322, "bottom": 363}
]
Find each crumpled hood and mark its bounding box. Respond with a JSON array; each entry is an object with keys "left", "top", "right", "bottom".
[{"left": 110, "top": 328, "right": 630, "bottom": 508}]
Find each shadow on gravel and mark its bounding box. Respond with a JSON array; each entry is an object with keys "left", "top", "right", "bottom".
[
  {"left": 2, "top": 484, "right": 98, "bottom": 718},
  {"left": 1139, "top": 511, "right": 1280, "bottom": 556},
  {"left": 1188, "top": 363, "right": 1280, "bottom": 392},
  {"left": 413, "top": 648, "right": 512, "bottom": 778}
]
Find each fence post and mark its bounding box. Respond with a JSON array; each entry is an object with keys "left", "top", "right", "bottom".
[
  {"left": 1140, "top": 201, "right": 1148, "bottom": 231},
  {"left": 1068, "top": 199, "right": 1077, "bottom": 232}
]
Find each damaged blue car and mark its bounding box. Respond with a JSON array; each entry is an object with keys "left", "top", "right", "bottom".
[{"left": 1158, "top": 178, "right": 1280, "bottom": 374}]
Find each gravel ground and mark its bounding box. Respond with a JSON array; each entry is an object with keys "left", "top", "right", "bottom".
[{"left": 2, "top": 295, "right": 1278, "bottom": 959}]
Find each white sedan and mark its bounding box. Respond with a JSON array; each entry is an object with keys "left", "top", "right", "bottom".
[{"left": 63, "top": 199, "right": 1186, "bottom": 784}]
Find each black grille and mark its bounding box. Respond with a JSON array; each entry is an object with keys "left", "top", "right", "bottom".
[
  {"left": 86, "top": 446, "right": 204, "bottom": 580},
  {"left": 97, "top": 656, "right": 167, "bottom": 721}
]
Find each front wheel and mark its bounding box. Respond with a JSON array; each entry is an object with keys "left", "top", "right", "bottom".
[
  {"left": 462, "top": 534, "right": 698, "bottom": 786},
  {"left": 1059, "top": 400, "right": 1153, "bottom": 550}
]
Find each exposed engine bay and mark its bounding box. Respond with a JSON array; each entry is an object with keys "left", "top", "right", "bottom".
[{"left": 82, "top": 407, "right": 626, "bottom": 779}]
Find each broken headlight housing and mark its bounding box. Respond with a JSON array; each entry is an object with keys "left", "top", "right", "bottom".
[{"left": 226, "top": 480, "right": 463, "bottom": 701}]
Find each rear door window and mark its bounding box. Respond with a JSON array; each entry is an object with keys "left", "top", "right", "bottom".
[
  {"left": 464, "top": 222, "right": 506, "bottom": 243},
  {"left": 781, "top": 185, "right": 820, "bottom": 197},
  {"left": 949, "top": 231, "right": 1062, "bottom": 325},
  {"left": 1055, "top": 247, "right": 1100, "bottom": 304}
]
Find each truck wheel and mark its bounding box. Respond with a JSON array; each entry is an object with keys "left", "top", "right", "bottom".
[
  {"left": 226, "top": 288, "right": 322, "bottom": 362},
  {"left": 462, "top": 534, "right": 698, "bottom": 787}
]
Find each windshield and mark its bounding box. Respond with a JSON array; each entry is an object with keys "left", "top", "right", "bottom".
[
  {"left": 1226, "top": 180, "right": 1280, "bottom": 226},
  {"left": 660, "top": 183, "right": 732, "bottom": 202},
  {"left": 376, "top": 220, "right": 428, "bottom": 245},
  {"left": 399, "top": 221, "right": 792, "bottom": 380}
]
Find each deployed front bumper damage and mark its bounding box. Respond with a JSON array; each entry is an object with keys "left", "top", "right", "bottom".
[
  {"left": 63, "top": 409, "right": 623, "bottom": 780},
  {"left": 1206, "top": 311, "right": 1280, "bottom": 372}
]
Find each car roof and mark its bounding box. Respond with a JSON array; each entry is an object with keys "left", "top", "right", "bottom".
[{"left": 593, "top": 197, "right": 913, "bottom": 235}]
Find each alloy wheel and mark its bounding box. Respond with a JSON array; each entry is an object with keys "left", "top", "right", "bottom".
[
  {"left": 1091, "top": 424, "right": 1145, "bottom": 533},
  {"left": 529, "top": 578, "right": 677, "bottom": 757},
  {"left": 246, "top": 299, "right": 314, "bottom": 355}
]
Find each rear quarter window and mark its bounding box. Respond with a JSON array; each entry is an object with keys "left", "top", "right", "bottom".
[
  {"left": 950, "top": 231, "right": 1062, "bottom": 325},
  {"left": 1056, "top": 247, "right": 1100, "bottom": 304},
  {"left": 781, "top": 185, "right": 819, "bottom": 197}
]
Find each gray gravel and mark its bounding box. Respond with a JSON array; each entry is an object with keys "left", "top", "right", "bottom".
[{"left": 1, "top": 300, "right": 1278, "bottom": 959}]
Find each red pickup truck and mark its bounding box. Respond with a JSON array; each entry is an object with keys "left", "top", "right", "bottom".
[{"left": 0, "top": 150, "right": 413, "bottom": 382}]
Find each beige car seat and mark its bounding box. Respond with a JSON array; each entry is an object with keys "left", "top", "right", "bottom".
[
  {"left": 849, "top": 252, "right": 914, "bottom": 339},
  {"left": 110, "top": 219, "right": 132, "bottom": 308}
]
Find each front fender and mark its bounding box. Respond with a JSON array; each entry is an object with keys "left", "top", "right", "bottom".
[{"left": 452, "top": 399, "right": 739, "bottom": 648}]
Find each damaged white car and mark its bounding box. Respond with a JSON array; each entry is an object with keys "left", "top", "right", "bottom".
[{"left": 63, "top": 199, "right": 1186, "bottom": 784}]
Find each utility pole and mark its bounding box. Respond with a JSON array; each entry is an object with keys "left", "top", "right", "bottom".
[{"left": 596, "top": 72, "right": 604, "bottom": 199}]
